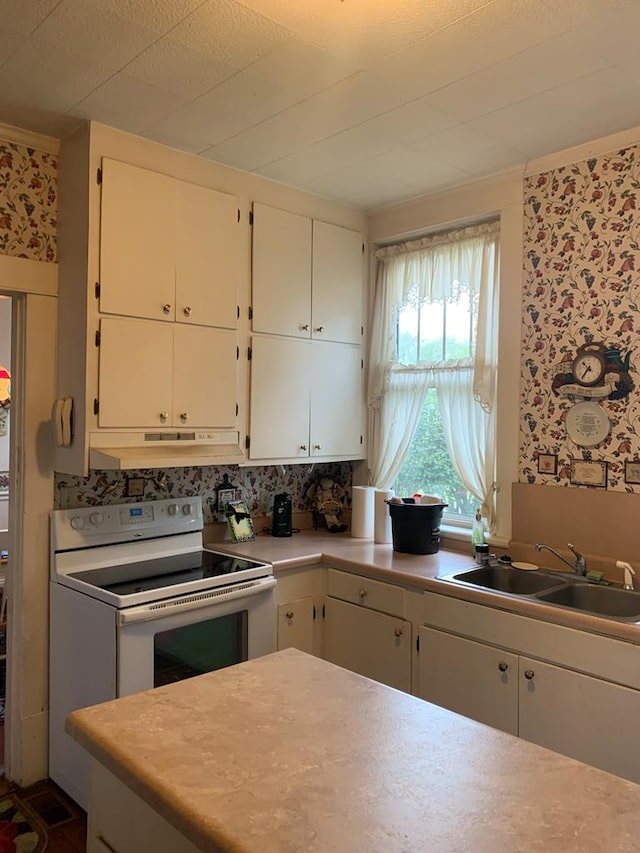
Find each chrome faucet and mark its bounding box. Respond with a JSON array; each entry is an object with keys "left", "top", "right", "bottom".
[{"left": 535, "top": 542, "right": 587, "bottom": 576}]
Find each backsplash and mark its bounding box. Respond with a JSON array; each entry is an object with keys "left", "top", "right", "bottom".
[
  {"left": 0, "top": 139, "right": 57, "bottom": 262},
  {"left": 54, "top": 462, "right": 353, "bottom": 524},
  {"left": 521, "top": 143, "right": 640, "bottom": 491}
]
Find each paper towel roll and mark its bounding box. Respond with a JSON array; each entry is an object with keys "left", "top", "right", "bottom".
[
  {"left": 374, "top": 489, "right": 394, "bottom": 544},
  {"left": 351, "top": 486, "right": 375, "bottom": 539}
]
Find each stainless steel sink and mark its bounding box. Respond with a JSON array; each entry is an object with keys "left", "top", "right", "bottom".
[
  {"left": 447, "top": 566, "right": 566, "bottom": 595},
  {"left": 537, "top": 584, "right": 640, "bottom": 620}
]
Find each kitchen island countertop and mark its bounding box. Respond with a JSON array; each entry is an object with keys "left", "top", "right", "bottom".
[{"left": 68, "top": 648, "right": 640, "bottom": 853}]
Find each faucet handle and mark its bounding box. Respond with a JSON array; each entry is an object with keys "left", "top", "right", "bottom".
[
  {"left": 617, "top": 560, "right": 636, "bottom": 590},
  {"left": 567, "top": 543, "right": 587, "bottom": 574}
]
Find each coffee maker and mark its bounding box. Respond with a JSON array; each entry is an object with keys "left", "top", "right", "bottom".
[{"left": 272, "top": 492, "right": 292, "bottom": 537}]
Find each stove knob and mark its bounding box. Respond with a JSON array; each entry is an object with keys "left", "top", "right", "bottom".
[
  {"left": 182, "top": 503, "right": 192, "bottom": 516},
  {"left": 168, "top": 503, "right": 180, "bottom": 516},
  {"left": 89, "top": 512, "right": 104, "bottom": 526},
  {"left": 70, "top": 515, "right": 85, "bottom": 530}
]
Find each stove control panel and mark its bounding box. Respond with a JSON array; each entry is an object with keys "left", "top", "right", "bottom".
[{"left": 51, "top": 497, "right": 203, "bottom": 553}]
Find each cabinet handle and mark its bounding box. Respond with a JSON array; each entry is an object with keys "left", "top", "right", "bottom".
[
  {"left": 162, "top": 303, "right": 172, "bottom": 314},
  {"left": 286, "top": 610, "right": 294, "bottom": 620},
  {"left": 315, "top": 326, "right": 325, "bottom": 333},
  {"left": 180, "top": 412, "right": 189, "bottom": 422},
  {"left": 313, "top": 443, "right": 321, "bottom": 450},
  {"left": 300, "top": 323, "right": 310, "bottom": 331},
  {"left": 358, "top": 589, "right": 367, "bottom": 599},
  {"left": 160, "top": 411, "right": 169, "bottom": 421},
  {"left": 300, "top": 444, "right": 307, "bottom": 451},
  {"left": 498, "top": 662, "right": 508, "bottom": 672},
  {"left": 524, "top": 670, "right": 535, "bottom": 680},
  {"left": 394, "top": 628, "right": 403, "bottom": 638},
  {"left": 183, "top": 306, "right": 192, "bottom": 317}
]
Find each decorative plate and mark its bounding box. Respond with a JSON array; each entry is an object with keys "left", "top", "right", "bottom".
[{"left": 565, "top": 401, "right": 610, "bottom": 447}]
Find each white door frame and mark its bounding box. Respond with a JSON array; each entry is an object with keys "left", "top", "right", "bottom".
[{"left": 1, "top": 255, "right": 57, "bottom": 785}]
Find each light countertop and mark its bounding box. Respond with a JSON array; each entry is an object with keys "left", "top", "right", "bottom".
[
  {"left": 68, "top": 648, "right": 640, "bottom": 853},
  {"left": 205, "top": 530, "right": 640, "bottom": 644}
]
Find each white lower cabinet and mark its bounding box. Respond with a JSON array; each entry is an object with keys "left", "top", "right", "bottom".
[
  {"left": 277, "top": 596, "right": 315, "bottom": 654},
  {"left": 324, "top": 597, "right": 412, "bottom": 692},
  {"left": 418, "top": 624, "right": 640, "bottom": 783}
]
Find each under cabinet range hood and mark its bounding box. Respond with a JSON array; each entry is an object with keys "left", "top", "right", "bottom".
[{"left": 88, "top": 430, "right": 244, "bottom": 470}]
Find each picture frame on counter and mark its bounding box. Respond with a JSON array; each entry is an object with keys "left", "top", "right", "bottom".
[
  {"left": 537, "top": 453, "right": 557, "bottom": 475},
  {"left": 624, "top": 460, "right": 640, "bottom": 485},
  {"left": 570, "top": 459, "right": 608, "bottom": 488}
]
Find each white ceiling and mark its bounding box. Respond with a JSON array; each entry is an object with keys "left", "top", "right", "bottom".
[{"left": 1, "top": 0, "right": 640, "bottom": 209}]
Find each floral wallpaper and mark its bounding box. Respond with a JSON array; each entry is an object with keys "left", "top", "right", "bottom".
[
  {"left": 0, "top": 141, "right": 57, "bottom": 262},
  {"left": 54, "top": 462, "right": 354, "bottom": 525},
  {"left": 521, "top": 144, "right": 640, "bottom": 491}
]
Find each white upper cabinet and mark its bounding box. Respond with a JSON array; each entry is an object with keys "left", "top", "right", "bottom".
[
  {"left": 251, "top": 203, "right": 312, "bottom": 338},
  {"left": 312, "top": 220, "right": 363, "bottom": 345},
  {"left": 100, "top": 158, "right": 239, "bottom": 329},
  {"left": 251, "top": 203, "right": 363, "bottom": 344},
  {"left": 310, "top": 341, "right": 363, "bottom": 457}
]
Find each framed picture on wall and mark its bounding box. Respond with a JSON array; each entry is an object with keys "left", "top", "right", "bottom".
[
  {"left": 570, "top": 459, "right": 607, "bottom": 488},
  {"left": 537, "top": 453, "right": 557, "bottom": 475},
  {"left": 0, "top": 470, "right": 7, "bottom": 498},
  {"left": 624, "top": 461, "right": 640, "bottom": 485}
]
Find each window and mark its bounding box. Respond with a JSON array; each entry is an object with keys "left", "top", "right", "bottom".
[{"left": 367, "top": 220, "right": 499, "bottom": 531}]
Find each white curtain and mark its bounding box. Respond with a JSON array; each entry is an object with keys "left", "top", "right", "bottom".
[{"left": 367, "top": 220, "right": 499, "bottom": 531}]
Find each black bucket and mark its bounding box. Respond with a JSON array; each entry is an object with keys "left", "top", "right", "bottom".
[{"left": 387, "top": 500, "right": 448, "bottom": 555}]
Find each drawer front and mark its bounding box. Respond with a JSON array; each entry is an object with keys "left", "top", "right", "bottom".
[{"left": 327, "top": 568, "right": 405, "bottom": 617}]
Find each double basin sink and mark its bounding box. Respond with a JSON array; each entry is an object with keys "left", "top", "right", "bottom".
[{"left": 442, "top": 564, "right": 640, "bottom": 622}]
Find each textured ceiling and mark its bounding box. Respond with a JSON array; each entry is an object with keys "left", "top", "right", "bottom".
[{"left": 1, "top": 0, "right": 640, "bottom": 208}]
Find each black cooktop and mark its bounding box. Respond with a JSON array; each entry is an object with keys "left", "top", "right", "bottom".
[{"left": 68, "top": 550, "right": 268, "bottom": 597}]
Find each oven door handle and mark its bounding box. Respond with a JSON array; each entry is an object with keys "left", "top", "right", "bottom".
[{"left": 117, "top": 576, "right": 276, "bottom": 625}]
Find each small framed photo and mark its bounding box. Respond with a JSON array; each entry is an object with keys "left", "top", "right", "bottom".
[
  {"left": 624, "top": 461, "right": 640, "bottom": 485},
  {"left": 125, "top": 477, "right": 145, "bottom": 497},
  {"left": 570, "top": 459, "right": 608, "bottom": 488},
  {"left": 217, "top": 487, "right": 236, "bottom": 513},
  {"left": 537, "top": 453, "right": 557, "bottom": 475}
]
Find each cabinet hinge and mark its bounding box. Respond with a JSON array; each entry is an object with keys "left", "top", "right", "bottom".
[
  {"left": 416, "top": 635, "right": 420, "bottom": 653},
  {"left": 245, "top": 435, "right": 251, "bottom": 450},
  {"left": 237, "top": 305, "right": 240, "bottom": 320},
  {"left": 361, "top": 325, "right": 364, "bottom": 336},
  {"left": 360, "top": 435, "right": 363, "bottom": 445},
  {"left": 322, "top": 603, "right": 326, "bottom": 619},
  {"left": 93, "top": 398, "right": 99, "bottom": 415},
  {"left": 95, "top": 282, "right": 100, "bottom": 299},
  {"left": 235, "top": 402, "right": 239, "bottom": 417},
  {"left": 95, "top": 329, "right": 101, "bottom": 347},
  {"left": 249, "top": 210, "right": 254, "bottom": 226},
  {"left": 247, "top": 346, "right": 252, "bottom": 361},
  {"left": 96, "top": 167, "right": 102, "bottom": 185},
  {"left": 237, "top": 208, "right": 240, "bottom": 223},
  {"left": 248, "top": 306, "right": 253, "bottom": 321},
  {"left": 362, "top": 242, "right": 365, "bottom": 254},
  {"left": 236, "top": 346, "right": 239, "bottom": 361},
  {"left": 313, "top": 604, "right": 316, "bottom": 620},
  {"left": 361, "top": 358, "right": 364, "bottom": 370}
]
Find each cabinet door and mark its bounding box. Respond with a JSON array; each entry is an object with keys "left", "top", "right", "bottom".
[
  {"left": 100, "top": 159, "right": 176, "bottom": 322},
  {"left": 418, "top": 627, "right": 518, "bottom": 736},
  {"left": 173, "top": 324, "right": 237, "bottom": 429},
  {"left": 176, "top": 182, "right": 239, "bottom": 330},
  {"left": 518, "top": 657, "right": 640, "bottom": 783},
  {"left": 99, "top": 317, "right": 173, "bottom": 428},
  {"left": 310, "top": 341, "right": 363, "bottom": 457},
  {"left": 248, "top": 336, "right": 311, "bottom": 459},
  {"left": 251, "top": 203, "right": 312, "bottom": 338},
  {"left": 277, "top": 597, "right": 315, "bottom": 654},
  {"left": 312, "top": 221, "right": 363, "bottom": 344},
  {"left": 324, "top": 597, "right": 411, "bottom": 692}
]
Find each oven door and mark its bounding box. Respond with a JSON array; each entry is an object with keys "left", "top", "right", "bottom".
[{"left": 116, "top": 577, "right": 276, "bottom": 697}]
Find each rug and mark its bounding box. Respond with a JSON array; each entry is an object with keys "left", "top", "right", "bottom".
[{"left": 0, "top": 795, "right": 47, "bottom": 852}]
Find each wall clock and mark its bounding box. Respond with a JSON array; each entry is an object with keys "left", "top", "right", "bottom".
[
  {"left": 566, "top": 401, "right": 610, "bottom": 447},
  {"left": 572, "top": 345, "right": 606, "bottom": 388}
]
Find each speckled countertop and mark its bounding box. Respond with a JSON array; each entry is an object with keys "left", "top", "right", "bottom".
[
  {"left": 68, "top": 648, "right": 640, "bottom": 853},
  {"left": 205, "top": 530, "right": 640, "bottom": 644}
]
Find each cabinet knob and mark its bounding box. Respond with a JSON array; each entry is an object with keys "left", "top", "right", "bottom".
[
  {"left": 300, "top": 323, "right": 310, "bottom": 331},
  {"left": 286, "top": 610, "right": 294, "bottom": 620},
  {"left": 359, "top": 589, "right": 367, "bottom": 599},
  {"left": 162, "top": 303, "right": 172, "bottom": 314},
  {"left": 315, "top": 326, "right": 325, "bottom": 333},
  {"left": 313, "top": 443, "right": 321, "bottom": 450},
  {"left": 180, "top": 412, "right": 189, "bottom": 422},
  {"left": 160, "top": 411, "right": 169, "bottom": 421},
  {"left": 524, "top": 670, "right": 535, "bottom": 680},
  {"left": 183, "top": 306, "right": 192, "bottom": 317},
  {"left": 498, "top": 662, "right": 509, "bottom": 672},
  {"left": 394, "top": 628, "right": 403, "bottom": 638},
  {"left": 300, "top": 444, "right": 307, "bottom": 451}
]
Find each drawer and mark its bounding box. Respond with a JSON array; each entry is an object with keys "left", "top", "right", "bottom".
[{"left": 327, "top": 568, "right": 405, "bottom": 617}]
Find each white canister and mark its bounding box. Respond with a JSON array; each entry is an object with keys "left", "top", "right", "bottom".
[{"left": 351, "top": 486, "right": 375, "bottom": 538}]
